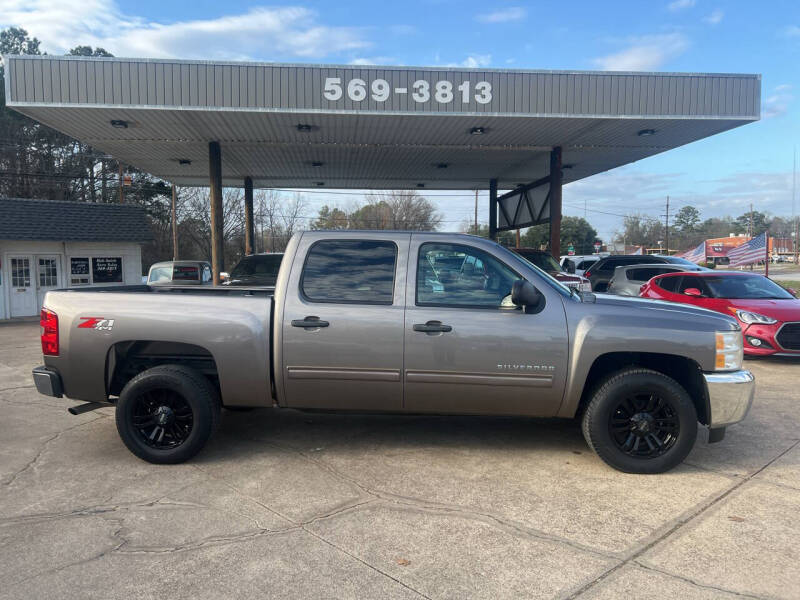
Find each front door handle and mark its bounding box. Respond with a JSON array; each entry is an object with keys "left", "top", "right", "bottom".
[
  {"left": 291, "top": 316, "right": 329, "bottom": 328},
  {"left": 413, "top": 320, "right": 453, "bottom": 333}
]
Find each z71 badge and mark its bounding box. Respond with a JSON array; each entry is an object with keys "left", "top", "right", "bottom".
[{"left": 78, "top": 317, "right": 115, "bottom": 331}]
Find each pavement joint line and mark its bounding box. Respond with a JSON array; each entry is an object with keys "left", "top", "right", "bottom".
[
  {"left": 299, "top": 524, "right": 434, "bottom": 600},
  {"left": 565, "top": 438, "right": 800, "bottom": 599},
  {"left": 273, "top": 440, "right": 620, "bottom": 560},
  {"left": 0, "top": 385, "right": 35, "bottom": 393},
  {"left": 630, "top": 560, "right": 771, "bottom": 600}
]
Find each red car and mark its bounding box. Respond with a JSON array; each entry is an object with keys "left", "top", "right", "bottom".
[{"left": 640, "top": 271, "right": 800, "bottom": 356}]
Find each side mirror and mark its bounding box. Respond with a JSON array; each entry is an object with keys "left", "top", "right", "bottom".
[
  {"left": 787, "top": 288, "right": 797, "bottom": 297},
  {"left": 683, "top": 287, "right": 703, "bottom": 297},
  {"left": 511, "top": 280, "right": 544, "bottom": 313},
  {"left": 220, "top": 271, "right": 230, "bottom": 281}
]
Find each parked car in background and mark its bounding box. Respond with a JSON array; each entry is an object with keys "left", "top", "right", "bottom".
[
  {"left": 561, "top": 254, "right": 602, "bottom": 277},
  {"left": 512, "top": 248, "right": 591, "bottom": 292},
  {"left": 608, "top": 264, "right": 703, "bottom": 296},
  {"left": 640, "top": 271, "right": 800, "bottom": 357},
  {"left": 585, "top": 255, "right": 705, "bottom": 292},
  {"left": 222, "top": 253, "right": 284, "bottom": 287},
  {"left": 147, "top": 261, "right": 212, "bottom": 286}
]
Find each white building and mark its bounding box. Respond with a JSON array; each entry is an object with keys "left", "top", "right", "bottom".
[{"left": 0, "top": 198, "right": 152, "bottom": 320}]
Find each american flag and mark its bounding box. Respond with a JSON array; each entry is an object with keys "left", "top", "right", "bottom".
[
  {"left": 727, "top": 232, "right": 767, "bottom": 267},
  {"left": 679, "top": 241, "right": 706, "bottom": 264}
]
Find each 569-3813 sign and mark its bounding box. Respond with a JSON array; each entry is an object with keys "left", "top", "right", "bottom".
[{"left": 323, "top": 77, "right": 493, "bottom": 105}]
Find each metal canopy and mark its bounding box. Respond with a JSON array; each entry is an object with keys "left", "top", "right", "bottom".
[{"left": 4, "top": 56, "right": 761, "bottom": 190}]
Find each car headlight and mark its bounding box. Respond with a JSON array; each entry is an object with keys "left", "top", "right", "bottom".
[
  {"left": 733, "top": 309, "right": 777, "bottom": 325},
  {"left": 715, "top": 331, "right": 743, "bottom": 371}
]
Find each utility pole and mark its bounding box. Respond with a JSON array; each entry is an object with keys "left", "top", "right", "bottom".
[
  {"left": 474, "top": 189, "right": 478, "bottom": 235},
  {"left": 748, "top": 202, "right": 754, "bottom": 238},
  {"left": 793, "top": 147, "right": 798, "bottom": 265},
  {"left": 171, "top": 184, "right": 179, "bottom": 261},
  {"left": 662, "top": 196, "right": 670, "bottom": 255}
]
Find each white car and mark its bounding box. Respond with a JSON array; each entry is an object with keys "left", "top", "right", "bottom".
[{"left": 560, "top": 254, "right": 602, "bottom": 277}]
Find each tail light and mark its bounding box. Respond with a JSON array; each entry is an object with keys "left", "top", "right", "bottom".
[
  {"left": 40, "top": 308, "right": 59, "bottom": 356},
  {"left": 584, "top": 270, "right": 592, "bottom": 278}
]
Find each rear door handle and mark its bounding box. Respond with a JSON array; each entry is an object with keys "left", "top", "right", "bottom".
[
  {"left": 413, "top": 320, "right": 453, "bottom": 333},
  {"left": 291, "top": 316, "right": 329, "bottom": 328}
]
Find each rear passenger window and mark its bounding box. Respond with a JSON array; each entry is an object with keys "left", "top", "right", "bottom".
[
  {"left": 657, "top": 276, "right": 682, "bottom": 292},
  {"left": 629, "top": 267, "right": 673, "bottom": 282},
  {"left": 301, "top": 240, "right": 397, "bottom": 304}
]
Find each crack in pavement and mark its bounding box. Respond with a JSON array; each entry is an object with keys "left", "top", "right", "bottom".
[
  {"left": 565, "top": 438, "right": 800, "bottom": 599},
  {"left": 1, "top": 417, "right": 104, "bottom": 487},
  {"left": 631, "top": 561, "right": 769, "bottom": 600}
]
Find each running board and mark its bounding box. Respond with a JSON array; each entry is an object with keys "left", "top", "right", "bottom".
[{"left": 68, "top": 401, "right": 114, "bottom": 415}]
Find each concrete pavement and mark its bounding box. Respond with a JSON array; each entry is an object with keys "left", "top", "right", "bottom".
[{"left": 1, "top": 320, "right": 798, "bottom": 599}]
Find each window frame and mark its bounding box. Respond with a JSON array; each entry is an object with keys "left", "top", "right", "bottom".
[
  {"left": 299, "top": 239, "right": 399, "bottom": 306},
  {"left": 415, "top": 242, "right": 524, "bottom": 310}
]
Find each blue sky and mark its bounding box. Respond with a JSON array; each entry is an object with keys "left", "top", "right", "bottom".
[{"left": 1, "top": 0, "right": 799, "bottom": 241}]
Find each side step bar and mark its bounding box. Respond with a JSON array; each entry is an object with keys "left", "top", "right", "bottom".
[{"left": 68, "top": 401, "right": 114, "bottom": 415}]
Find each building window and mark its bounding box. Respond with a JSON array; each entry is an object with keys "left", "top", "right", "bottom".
[
  {"left": 11, "top": 258, "right": 31, "bottom": 287},
  {"left": 38, "top": 258, "right": 58, "bottom": 287},
  {"left": 92, "top": 257, "right": 123, "bottom": 284},
  {"left": 70, "top": 257, "right": 90, "bottom": 286}
]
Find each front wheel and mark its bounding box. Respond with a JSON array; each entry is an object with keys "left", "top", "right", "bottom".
[
  {"left": 116, "top": 365, "right": 221, "bottom": 464},
  {"left": 581, "top": 368, "right": 697, "bottom": 474}
]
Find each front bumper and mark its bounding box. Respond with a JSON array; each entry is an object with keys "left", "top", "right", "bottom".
[
  {"left": 32, "top": 366, "right": 63, "bottom": 398},
  {"left": 703, "top": 369, "right": 754, "bottom": 428}
]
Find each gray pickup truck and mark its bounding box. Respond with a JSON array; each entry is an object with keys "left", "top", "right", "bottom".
[{"left": 32, "top": 231, "right": 754, "bottom": 473}]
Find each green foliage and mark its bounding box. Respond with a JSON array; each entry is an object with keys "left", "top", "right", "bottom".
[
  {"left": 733, "top": 210, "right": 769, "bottom": 236},
  {"left": 311, "top": 192, "right": 442, "bottom": 231},
  {"left": 67, "top": 46, "right": 113, "bottom": 57},
  {"left": 520, "top": 216, "right": 598, "bottom": 254},
  {"left": 674, "top": 205, "right": 700, "bottom": 232}
]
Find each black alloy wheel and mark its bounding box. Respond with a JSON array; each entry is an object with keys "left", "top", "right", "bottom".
[
  {"left": 131, "top": 389, "right": 194, "bottom": 449},
  {"left": 116, "top": 365, "right": 220, "bottom": 464},
  {"left": 608, "top": 393, "right": 679, "bottom": 459},
  {"left": 582, "top": 367, "right": 697, "bottom": 474}
]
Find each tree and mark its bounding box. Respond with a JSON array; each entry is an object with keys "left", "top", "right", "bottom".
[
  {"left": 616, "top": 214, "right": 664, "bottom": 249},
  {"left": 674, "top": 205, "right": 701, "bottom": 233},
  {"left": 311, "top": 191, "right": 442, "bottom": 231},
  {"left": 520, "top": 216, "right": 597, "bottom": 254},
  {"left": 733, "top": 210, "right": 769, "bottom": 236},
  {"left": 460, "top": 223, "right": 515, "bottom": 246},
  {"left": 68, "top": 46, "right": 113, "bottom": 57}
]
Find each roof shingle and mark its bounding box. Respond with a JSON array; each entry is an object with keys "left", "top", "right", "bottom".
[{"left": 0, "top": 198, "right": 153, "bottom": 242}]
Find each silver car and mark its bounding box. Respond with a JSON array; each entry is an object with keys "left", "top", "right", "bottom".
[{"left": 607, "top": 264, "right": 701, "bottom": 296}]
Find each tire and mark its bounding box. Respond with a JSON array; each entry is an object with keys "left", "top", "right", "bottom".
[
  {"left": 116, "top": 365, "right": 221, "bottom": 464},
  {"left": 581, "top": 367, "right": 697, "bottom": 474}
]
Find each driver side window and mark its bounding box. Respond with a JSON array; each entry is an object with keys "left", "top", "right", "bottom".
[{"left": 416, "top": 243, "right": 520, "bottom": 308}]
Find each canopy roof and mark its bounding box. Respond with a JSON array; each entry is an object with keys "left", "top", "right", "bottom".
[{"left": 4, "top": 56, "right": 760, "bottom": 189}]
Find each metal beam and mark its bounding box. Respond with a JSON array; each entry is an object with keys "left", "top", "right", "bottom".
[
  {"left": 489, "top": 179, "right": 498, "bottom": 240},
  {"left": 171, "top": 184, "right": 179, "bottom": 260},
  {"left": 244, "top": 176, "right": 254, "bottom": 256},
  {"left": 209, "top": 141, "right": 224, "bottom": 285},
  {"left": 549, "top": 147, "right": 563, "bottom": 260}
]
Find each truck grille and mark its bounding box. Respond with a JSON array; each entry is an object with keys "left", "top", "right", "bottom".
[{"left": 776, "top": 323, "right": 800, "bottom": 351}]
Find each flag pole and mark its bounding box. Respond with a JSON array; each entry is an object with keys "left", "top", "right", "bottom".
[{"left": 765, "top": 231, "right": 769, "bottom": 278}]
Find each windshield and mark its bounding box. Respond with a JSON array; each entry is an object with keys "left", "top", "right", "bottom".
[
  {"left": 498, "top": 245, "right": 572, "bottom": 298},
  {"left": 230, "top": 254, "right": 283, "bottom": 278},
  {"left": 703, "top": 275, "right": 793, "bottom": 299},
  {"left": 515, "top": 250, "right": 561, "bottom": 272}
]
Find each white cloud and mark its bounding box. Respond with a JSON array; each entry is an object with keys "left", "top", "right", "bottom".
[
  {"left": 0, "top": 0, "right": 370, "bottom": 60},
  {"left": 592, "top": 33, "right": 689, "bottom": 71},
  {"left": 704, "top": 9, "right": 724, "bottom": 25},
  {"left": 784, "top": 25, "right": 800, "bottom": 37},
  {"left": 667, "top": 0, "right": 696, "bottom": 11},
  {"left": 349, "top": 56, "right": 398, "bottom": 66},
  {"left": 435, "top": 54, "right": 492, "bottom": 69},
  {"left": 762, "top": 84, "right": 793, "bottom": 119},
  {"left": 475, "top": 7, "right": 527, "bottom": 23}
]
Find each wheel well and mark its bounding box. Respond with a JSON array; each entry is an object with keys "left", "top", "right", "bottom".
[
  {"left": 107, "top": 341, "right": 219, "bottom": 398},
  {"left": 578, "top": 352, "right": 709, "bottom": 425}
]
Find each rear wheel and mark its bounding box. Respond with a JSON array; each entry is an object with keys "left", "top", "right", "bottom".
[
  {"left": 582, "top": 368, "right": 697, "bottom": 474},
  {"left": 116, "top": 365, "right": 220, "bottom": 464}
]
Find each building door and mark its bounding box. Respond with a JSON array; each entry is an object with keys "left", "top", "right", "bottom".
[
  {"left": 36, "top": 256, "right": 61, "bottom": 311},
  {"left": 8, "top": 256, "right": 37, "bottom": 317}
]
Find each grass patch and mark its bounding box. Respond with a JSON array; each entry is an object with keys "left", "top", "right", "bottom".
[{"left": 776, "top": 280, "right": 800, "bottom": 293}]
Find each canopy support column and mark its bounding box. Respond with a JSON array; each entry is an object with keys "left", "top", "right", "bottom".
[
  {"left": 244, "top": 176, "right": 254, "bottom": 256},
  {"left": 209, "top": 141, "right": 224, "bottom": 285},
  {"left": 488, "top": 179, "right": 498, "bottom": 241},
  {"left": 549, "top": 147, "right": 563, "bottom": 259}
]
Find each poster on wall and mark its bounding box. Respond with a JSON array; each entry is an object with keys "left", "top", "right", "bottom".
[
  {"left": 91, "top": 257, "right": 123, "bottom": 283},
  {"left": 70, "top": 257, "right": 90, "bottom": 285}
]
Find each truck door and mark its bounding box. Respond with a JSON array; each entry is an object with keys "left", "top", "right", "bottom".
[
  {"left": 280, "top": 234, "right": 409, "bottom": 411},
  {"left": 403, "top": 237, "right": 568, "bottom": 416}
]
